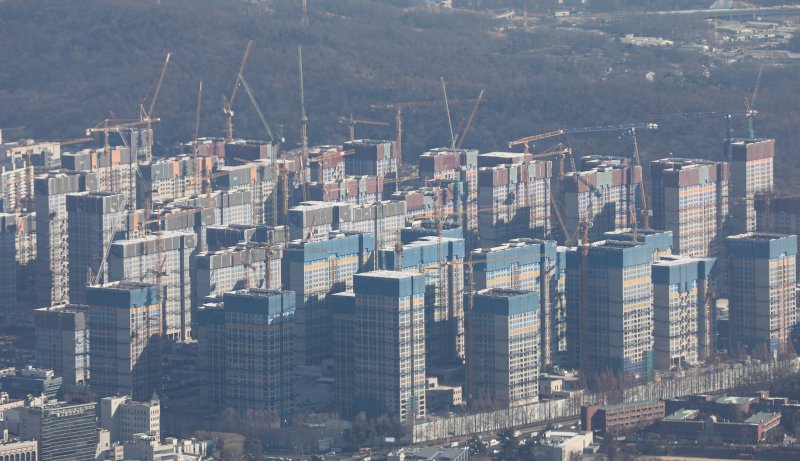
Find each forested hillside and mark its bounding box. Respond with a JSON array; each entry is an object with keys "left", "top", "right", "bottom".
[{"left": 0, "top": 0, "right": 798, "bottom": 191}]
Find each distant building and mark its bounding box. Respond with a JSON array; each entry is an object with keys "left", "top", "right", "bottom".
[
  {"left": 62, "top": 147, "right": 138, "bottom": 207},
  {"left": 34, "top": 171, "right": 96, "bottom": 307},
  {"left": 66, "top": 191, "right": 128, "bottom": 304},
  {"left": 419, "top": 148, "right": 479, "bottom": 231},
  {"left": 467, "top": 289, "right": 539, "bottom": 409},
  {"left": 755, "top": 194, "right": 800, "bottom": 274},
  {"left": 652, "top": 255, "right": 716, "bottom": 370},
  {"left": 563, "top": 156, "right": 641, "bottom": 241},
  {"left": 343, "top": 140, "right": 398, "bottom": 177},
  {"left": 581, "top": 400, "right": 665, "bottom": 434},
  {"left": 650, "top": 158, "right": 729, "bottom": 258},
  {"left": 729, "top": 138, "right": 774, "bottom": 234},
  {"left": 18, "top": 401, "right": 97, "bottom": 461},
  {"left": 351, "top": 271, "right": 426, "bottom": 422},
  {"left": 88, "top": 282, "right": 163, "bottom": 401},
  {"left": 286, "top": 232, "right": 374, "bottom": 365},
  {"left": 192, "top": 243, "right": 282, "bottom": 310},
  {"left": 214, "top": 160, "right": 278, "bottom": 225},
  {"left": 726, "top": 233, "right": 797, "bottom": 357},
  {"left": 108, "top": 231, "right": 197, "bottom": 340},
  {"left": 34, "top": 305, "right": 90, "bottom": 385},
  {"left": 380, "top": 236, "right": 466, "bottom": 366},
  {"left": 0, "top": 214, "right": 17, "bottom": 326},
  {"left": 0, "top": 367, "right": 62, "bottom": 400},
  {"left": 602, "top": 228, "right": 674, "bottom": 262},
  {"left": 566, "top": 241, "right": 654, "bottom": 384},
  {"left": 477, "top": 154, "right": 552, "bottom": 247},
  {"left": 0, "top": 439, "right": 37, "bottom": 461},
  {"left": 0, "top": 213, "right": 36, "bottom": 326},
  {"left": 540, "top": 430, "right": 594, "bottom": 461},
  {"left": 471, "top": 238, "right": 568, "bottom": 367},
  {"left": 137, "top": 155, "right": 211, "bottom": 208},
  {"left": 100, "top": 395, "right": 160, "bottom": 444},
  {"left": 195, "top": 289, "right": 294, "bottom": 423}
]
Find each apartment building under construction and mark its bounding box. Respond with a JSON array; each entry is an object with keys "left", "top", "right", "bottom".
[
  {"left": 107, "top": 231, "right": 197, "bottom": 341},
  {"left": 380, "top": 235, "right": 466, "bottom": 366},
  {"left": 726, "top": 233, "right": 796, "bottom": 358},
  {"left": 650, "top": 158, "right": 729, "bottom": 258},
  {"left": 563, "top": 156, "right": 641, "bottom": 242},
  {"left": 477, "top": 153, "right": 552, "bottom": 247}
]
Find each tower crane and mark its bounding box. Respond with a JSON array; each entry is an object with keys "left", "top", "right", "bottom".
[
  {"left": 745, "top": 65, "right": 764, "bottom": 140},
  {"left": 456, "top": 89, "right": 485, "bottom": 149},
  {"left": 138, "top": 52, "right": 171, "bottom": 163},
  {"left": 238, "top": 74, "right": 276, "bottom": 145},
  {"left": 193, "top": 81, "right": 203, "bottom": 154},
  {"left": 337, "top": 114, "right": 390, "bottom": 141},
  {"left": 371, "top": 94, "right": 480, "bottom": 171},
  {"left": 508, "top": 122, "right": 658, "bottom": 154},
  {"left": 223, "top": 40, "right": 254, "bottom": 143}
]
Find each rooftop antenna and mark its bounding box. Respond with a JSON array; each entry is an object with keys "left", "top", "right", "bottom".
[{"left": 302, "top": 0, "right": 309, "bottom": 26}]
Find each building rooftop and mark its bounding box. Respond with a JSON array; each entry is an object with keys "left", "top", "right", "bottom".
[
  {"left": 745, "top": 412, "right": 779, "bottom": 425},
  {"left": 714, "top": 395, "right": 756, "bottom": 405},
  {"left": 664, "top": 408, "right": 700, "bottom": 421},
  {"left": 356, "top": 270, "right": 418, "bottom": 279},
  {"left": 602, "top": 399, "right": 660, "bottom": 411}
]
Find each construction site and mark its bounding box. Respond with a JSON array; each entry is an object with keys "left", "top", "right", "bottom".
[{"left": 0, "top": 34, "right": 799, "bottom": 458}]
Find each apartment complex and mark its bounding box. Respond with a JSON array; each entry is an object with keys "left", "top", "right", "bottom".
[
  {"left": 471, "top": 238, "right": 568, "bottom": 367},
  {"left": 286, "top": 232, "right": 375, "bottom": 365},
  {"left": 88, "top": 282, "right": 163, "bottom": 401},
  {"left": 652, "top": 255, "right": 716, "bottom": 370},
  {"left": 108, "top": 231, "right": 197, "bottom": 340},
  {"left": 563, "top": 156, "right": 641, "bottom": 241},
  {"left": 380, "top": 236, "right": 466, "bottom": 366},
  {"left": 566, "top": 241, "right": 654, "bottom": 383},
  {"left": 33, "top": 305, "right": 90, "bottom": 385},
  {"left": 650, "top": 158, "right": 729, "bottom": 258},
  {"left": 477, "top": 153, "right": 552, "bottom": 247},
  {"left": 351, "top": 271, "right": 426, "bottom": 422},
  {"left": 726, "top": 233, "right": 797, "bottom": 357},
  {"left": 467, "top": 289, "right": 539, "bottom": 408},
  {"left": 730, "top": 138, "right": 774, "bottom": 234}
]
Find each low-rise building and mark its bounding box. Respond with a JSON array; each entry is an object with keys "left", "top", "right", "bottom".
[
  {"left": 540, "top": 430, "right": 594, "bottom": 461},
  {"left": 581, "top": 400, "right": 666, "bottom": 434}
]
